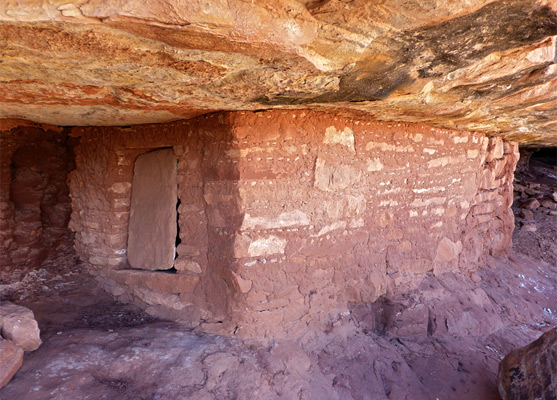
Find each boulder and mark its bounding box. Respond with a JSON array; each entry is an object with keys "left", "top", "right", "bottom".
[
  {"left": 540, "top": 199, "right": 557, "bottom": 210},
  {"left": 519, "top": 198, "right": 540, "bottom": 211},
  {"left": 0, "top": 302, "right": 42, "bottom": 352},
  {"left": 521, "top": 223, "right": 537, "bottom": 232},
  {"left": 520, "top": 209, "right": 534, "bottom": 220},
  {"left": 498, "top": 328, "right": 557, "bottom": 400},
  {"left": 0, "top": 338, "right": 23, "bottom": 389}
]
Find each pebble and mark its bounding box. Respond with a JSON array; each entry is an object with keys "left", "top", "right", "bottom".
[{"left": 521, "top": 223, "right": 537, "bottom": 232}]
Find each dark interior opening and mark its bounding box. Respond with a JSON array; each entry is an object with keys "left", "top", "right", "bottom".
[
  {"left": 530, "top": 147, "right": 557, "bottom": 167},
  {"left": 175, "top": 198, "right": 182, "bottom": 253},
  {"left": 155, "top": 197, "right": 181, "bottom": 274},
  {"left": 155, "top": 267, "right": 177, "bottom": 274}
]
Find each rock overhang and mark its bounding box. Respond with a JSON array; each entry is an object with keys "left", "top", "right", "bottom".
[{"left": 1, "top": 0, "right": 557, "bottom": 146}]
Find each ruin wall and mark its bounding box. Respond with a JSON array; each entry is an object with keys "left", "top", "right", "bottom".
[
  {"left": 66, "top": 111, "right": 519, "bottom": 337},
  {"left": 0, "top": 122, "right": 76, "bottom": 272}
]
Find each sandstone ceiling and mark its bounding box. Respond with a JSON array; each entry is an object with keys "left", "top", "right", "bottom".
[{"left": 1, "top": 0, "right": 557, "bottom": 145}]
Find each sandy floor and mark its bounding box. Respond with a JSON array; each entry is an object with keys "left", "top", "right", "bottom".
[{"left": 0, "top": 161, "right": 555, "bottom": 400}]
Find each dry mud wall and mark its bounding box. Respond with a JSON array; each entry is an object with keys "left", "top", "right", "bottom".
[
  {"left": 0, "top": 122, "right": 76, "bottom": 272},
  {"left": 67, "top": 110, "right": 518, "bottom": 338}
]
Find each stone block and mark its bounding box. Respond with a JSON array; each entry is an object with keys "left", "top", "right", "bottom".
[
  {"left": 174, "top": 257, "right": 202, "bottom": 274},
  {"left": 0, "top": 302, "right": 41, "bottom": 352},
  {"left": 314, "top": 157, "right": 361, "bottom": 191},
  {"left": 479, "top": 169, "right": 499, "bottom": 190},
  {"left": 323, "top": 126, "right": 355, "bottom": 152},
  {"left": 540, "top": 199, "right": 556, "bottom": 210},
  {"left": 472, "top": 202, "right": 495, "bottom": 215},
  {"left": 107, "top": 269, "right": 199, "bottom": 294},
  {"left": 519, "top": 198, "right": 540, "bottom": 210},
  {"left": 474, "top": 214, "right": 494, "bottom": 225},
  {"left": 521, "top": 223, "right": 537, "bottom": 232},
  {"left": 486, "top": 137, "right": 504, "bottom": 162},
  {"left": 434, "top": 237, "right": 463, "bottom": 264},
  {"left": 127, "top": 148, "right": 177, "bottom": 270},
  {"left": 240, "top": 210, "right": 310, "bottom": 231},
  {"left": 492, "top": 158, "right": 507, "bottom": 178},
  {"left": 134, "top": 288, "right": 187, "bottom": 311},
  {"left": 247, "top": 235, "right": 287, "bottom": 257},
  {"left": 475, "top": 190, "right": 498, "bottom": 203},
  {"left": 232, "top": 272, "right": 253, "bottom": 294}
]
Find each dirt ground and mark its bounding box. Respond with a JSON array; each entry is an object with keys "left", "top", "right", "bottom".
[{"left": 0, "top": 159, "right": 555, "bottom": 400}]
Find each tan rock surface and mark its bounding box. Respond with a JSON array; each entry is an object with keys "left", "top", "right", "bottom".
[
  {"left": 0, "top": 338, "right": 23, "bottom": 389},
  {"left": 127, "top": 148, "right": 177, "bottom": 271},
  {"left": 1, "top": 0, "right": 557, "bottom": 145},
  {"left": 1, "top": 250, "right": 556, "bottom": 400}
]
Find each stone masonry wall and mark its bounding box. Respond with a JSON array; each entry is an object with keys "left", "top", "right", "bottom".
[
  {"left": 460, "top": 137, "right": 519, "bottom": 267},
  {"left": 0, "top": 121, "right": 77, "bottom": 273},
  {"left": 223, "top": 112, "right": 518, "bottom": 337},
  {"left": 69, "top": 122, "right": 231, "bottom": 326},
  {"left": 67, "top": 111, "right": 518, "bottom": 338}
]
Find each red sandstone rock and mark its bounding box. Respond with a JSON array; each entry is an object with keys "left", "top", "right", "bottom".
[
  {"left": 0, "top": 338, "right": 23, "bottom": 389},
  {"left": 520, "top": 198, "right": 541, "bottom": 210},
  {"left": 435, "top": 237, "right": 463, "bottom": 264},
  {"left": 498, "top": 328, "right": 557, "bottom": 400},
  {"left": 1, "top": 1, "right": 557, "bottom": 145},
  {"left": 520, "top": 209, "right": 535, "bottom": 220},
  {"left": 540, "top": 199, "right": 557, "bottom": 209},
  {"left": 0, "top": 302, "right": 41, "bottom": 352}
]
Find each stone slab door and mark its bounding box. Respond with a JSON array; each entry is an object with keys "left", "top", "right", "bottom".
[{"left": 127, "top": 148, "right": 177, "bottom": 270}]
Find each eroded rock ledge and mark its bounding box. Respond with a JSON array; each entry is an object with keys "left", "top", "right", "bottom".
[{"left": 1, "top": 0, "right": 557, "bottom": 145}]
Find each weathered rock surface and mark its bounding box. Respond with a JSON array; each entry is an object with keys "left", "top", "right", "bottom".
[
  {"left": 0, "top": 338, "right": 23, "bottom": 390},
  {"left": 0, "top": 301, "right": 42, "bottom": 352},
  {"left": 498, "top": 328, "right": 557, "bottom": 400},
  {"left": 127, "top": 148, "right": 177, "bottom": 271},
  {"left": 1, "top": 0, "right": 557, "bottom": 145},
  {"left": 0, "top": 250, "right": 555, "bottom": 399}
]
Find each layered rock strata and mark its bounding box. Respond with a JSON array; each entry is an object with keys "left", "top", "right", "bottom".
[{"left": 0, "top": 0, "right": 556, "bottom": 145}]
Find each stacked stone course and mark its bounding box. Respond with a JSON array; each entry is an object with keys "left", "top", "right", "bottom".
[{"left": 0, "top": 123, "right": 76, "bottom": 271}]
